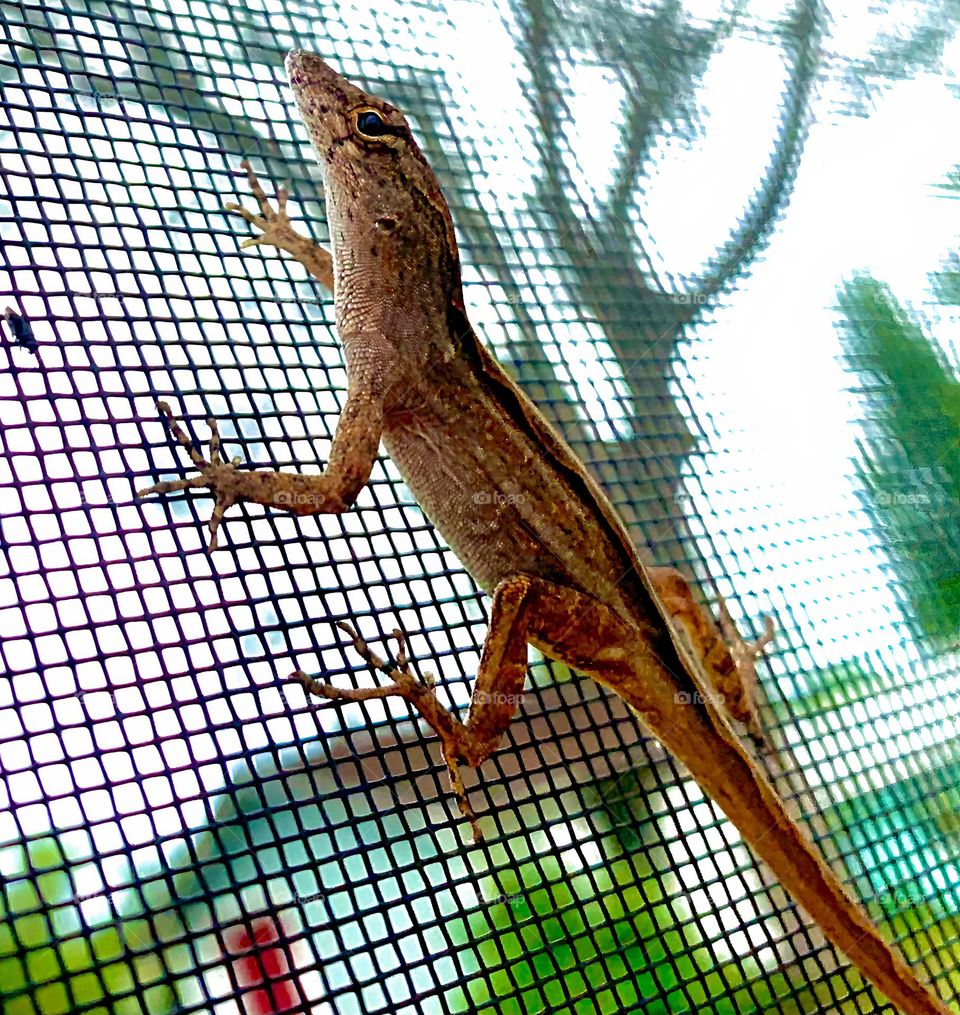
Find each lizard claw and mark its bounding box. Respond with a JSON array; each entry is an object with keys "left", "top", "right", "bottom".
[
  {"left": 291, "top": 621, "right": 440, "bottom": 706},
  {"left": 288, "top": 621, "right": 430, "bottom": 702},
  {"left": 224, "top": 160, "right": 334, "bottom": 290},
  {"left": 137, "top": 401, "right": 242, "bottom": 553}
]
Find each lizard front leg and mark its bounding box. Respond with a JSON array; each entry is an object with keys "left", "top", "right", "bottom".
[
  {"left": 138, "top": 334, "right": 393, "bottom": 550},
  {"left": 140, "top": 165, "right": 372, "bottom": 549},
  {"left": 225, "top": 161, "right": 334, "bottom": 291}
]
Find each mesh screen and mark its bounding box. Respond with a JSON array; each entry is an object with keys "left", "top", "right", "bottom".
[{"left": 2, "top": 0, "right": 960, "bottom": 1012}]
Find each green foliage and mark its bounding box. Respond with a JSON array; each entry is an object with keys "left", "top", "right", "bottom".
[
  {"left": 766, "top": 656, "right": 893, "bottom": 723},
  {"left": 445, "top": 837, "right": 893, "bottom": 1014},
  {"left": 841, "top": 0, "right": 960, "bottom": 116},
  {"left": 838, "top": 274, "right": 960, "bottom": 643},
  {"left": 933, "top": 253, "right": 960, "bottom": 306},
  {"left": 448, "top": 651, "right": 954, "bottom": 1014},
  {"left": 0, "top": 836, "right": 173, "bottom": 1015},
  {"left": 819, "top": 757, "right": 960, "bottom": 997}
]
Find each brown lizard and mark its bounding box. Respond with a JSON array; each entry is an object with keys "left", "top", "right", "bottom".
[{"left": 137, "top": 50, "right": 948, "bottom": 1014}]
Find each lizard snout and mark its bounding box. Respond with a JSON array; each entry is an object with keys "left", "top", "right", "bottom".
[{"left": 285, "top": 48, "right": 328, "bottom": 86}]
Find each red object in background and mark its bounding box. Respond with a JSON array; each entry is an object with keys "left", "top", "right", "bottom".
[{"left": 228, "top": 916, "right": 301, "bottom": 1014}]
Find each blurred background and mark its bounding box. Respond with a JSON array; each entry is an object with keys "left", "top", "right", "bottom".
[{"left": 1, "top": 0, "right": 960, "bottom": 1011}]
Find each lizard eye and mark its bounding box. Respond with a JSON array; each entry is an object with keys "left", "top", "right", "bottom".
[{"left": 356, "top": 110, "right": 389, "bottom": 138}]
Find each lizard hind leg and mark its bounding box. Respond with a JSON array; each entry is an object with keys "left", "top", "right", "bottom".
[
  {"left": 292, "top": 621, "right": 483, "bottom": 839},
  {"left": 296, "top": 576, "right": 651, "bottom": 841},
  {"left": 648, "top": 566, "right": 776, "bottom": 742},
  {"left": 293, "top": 575, "right": 541, "bottom": 842}
]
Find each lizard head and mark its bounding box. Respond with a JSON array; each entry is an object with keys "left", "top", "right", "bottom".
[{"left": 285, "top": 49, "right": 465, "bottom": 328}]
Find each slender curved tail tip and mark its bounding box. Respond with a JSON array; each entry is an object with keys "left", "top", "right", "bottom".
[
  {"left": 712, "top": 761, "right": 948, "bottom": 1014},
  {"left": 630, "top": 677, "right": 951, "bottom": 1015}
]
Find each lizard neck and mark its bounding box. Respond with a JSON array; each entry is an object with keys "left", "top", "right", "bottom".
[{"left": 324, "top": 152, "right": 467, "bottom": 352}]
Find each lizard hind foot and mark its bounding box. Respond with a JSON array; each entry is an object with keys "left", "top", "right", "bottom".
[
  {"left": 715, "top": 596, "right": 777, "bottom": 741},
  {"left": 292, "top": 621, "right": 483, "bottom": 841}
]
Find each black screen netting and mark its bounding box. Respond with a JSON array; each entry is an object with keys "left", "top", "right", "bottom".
[{"left": 2, "top": 0, "right": 960, "bottom": 1012}]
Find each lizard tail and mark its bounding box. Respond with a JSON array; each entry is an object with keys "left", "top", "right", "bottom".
[{"left": 612, "top": 669, "right": 949, "bottom": 1015}]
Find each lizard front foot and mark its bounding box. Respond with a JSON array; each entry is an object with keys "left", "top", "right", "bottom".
[
  {"left": 137, "top": 401, "right": 242, "bottom": 553},
  {"left": 292, "top": 622, "right": 483, "bottom": 841},
  {"left": 225, "top": 161, "right": 306, "bottom": 254},
  {"left": 225, "top": 161, "right": 334, "bottom": 290}
]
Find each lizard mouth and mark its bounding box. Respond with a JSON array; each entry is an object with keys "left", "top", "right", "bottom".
[
  {"left": 285, "top": 49, "right": 356, "bottom": 132},
  {"left": 285, "top": 48, "right": 321, "bottom": 85}
]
